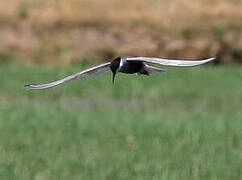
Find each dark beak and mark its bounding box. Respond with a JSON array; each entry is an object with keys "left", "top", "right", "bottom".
[{"left": 112, "top": 72, "right": 116, "bottom": 84}]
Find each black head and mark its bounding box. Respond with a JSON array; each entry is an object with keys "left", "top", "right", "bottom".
[
  {"left": 110, "top": 57, "right": 121, "bottom": 73},
  {"left": 110, "top": 57, "right": 121, "bottom": 83}
]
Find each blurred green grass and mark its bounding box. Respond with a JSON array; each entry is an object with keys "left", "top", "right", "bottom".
[{"left": 0, "top": 62, "right": 242, "bottom": 179}]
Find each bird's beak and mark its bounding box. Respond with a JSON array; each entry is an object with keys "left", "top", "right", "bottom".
[{"left": 112, "top": 72, "right": 116, "bottom": 84}]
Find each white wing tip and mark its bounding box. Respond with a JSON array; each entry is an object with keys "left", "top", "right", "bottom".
[
  {"left": 206, "top": 57, "right": 216, "bottom": 61},
  {"left": 24, "top": 84, "right": 40, "bottom": 90},
  {"left": 25, "top": 84, "right": 33, "bottom": 88},
  {"left": 201, "top": 57, "right": 216, "bottom": 64},
  {"left": 24, "top": 84, "right": 50, "bottom": 90}
]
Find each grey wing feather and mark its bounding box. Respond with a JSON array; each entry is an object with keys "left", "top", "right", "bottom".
[
  {"left": 25, "top": 62, "right": 111, "bottom": 90},
  {"left": 126, "top": 57, "right": 215, "bottom": 67},
  {"left": 143, "top": 65, "right": 166, "bottom": 74}
]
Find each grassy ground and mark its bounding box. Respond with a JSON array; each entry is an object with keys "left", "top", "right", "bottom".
[{"left": 0, "top": 62, "right": 242, "bottom": 179}]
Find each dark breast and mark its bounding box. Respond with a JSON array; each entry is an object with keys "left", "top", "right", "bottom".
[{"left": 120, "top": 61, "right": 145, "bottom": 74}]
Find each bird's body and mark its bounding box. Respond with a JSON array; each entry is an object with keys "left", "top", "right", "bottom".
[
  {"left": 25, "top": 56, "right": 215, "bottom": 90},
  {"left": 111, "top": 57, "right": 145, "bottom": 74}
]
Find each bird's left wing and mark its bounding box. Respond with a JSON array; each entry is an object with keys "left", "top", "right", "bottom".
[
  {"left": 126, "top": 57, "right": 215, "bottom": 67},
  {"left": 25, "top": 62, "right": 111, "bottom": 90}
]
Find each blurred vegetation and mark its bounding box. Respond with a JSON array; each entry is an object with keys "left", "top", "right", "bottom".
[
  {"left": 0, "top": 0, "right": 242, "bottom": 64},
  {"left": 0, "top": 62, "right": 242, "bottom": 179},
  {"left": 0, "top": 1, "right": 241, "bottom": 179}
]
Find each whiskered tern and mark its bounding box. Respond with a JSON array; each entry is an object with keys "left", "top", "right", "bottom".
[{"left": 25, "top": 56, "right": 215, "bottom": 89}]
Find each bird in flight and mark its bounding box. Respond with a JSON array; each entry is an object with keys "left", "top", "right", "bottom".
[{"left": 25, "top": 56, "right": 215, "bottom": 90}]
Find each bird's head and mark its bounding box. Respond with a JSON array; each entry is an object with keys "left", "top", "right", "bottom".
[{"left": 110, "top": 57, "right": 121, "bottom": 83}]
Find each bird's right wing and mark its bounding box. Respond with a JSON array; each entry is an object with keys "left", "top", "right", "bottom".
[
  {"left": 25, "top": 62, "right": 111, "bottom": 90},
  {"left": 126, "top": 57, "right": 215, "bottom": 67}
]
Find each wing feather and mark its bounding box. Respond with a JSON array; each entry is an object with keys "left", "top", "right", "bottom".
[
  {"left": 25, "top": 62, "right": 111, "bottom": 90},
  {"left": 126, "top": 57, "right": 215, "bottom": 67}
]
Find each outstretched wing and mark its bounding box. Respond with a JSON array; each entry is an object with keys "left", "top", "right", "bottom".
[
  {"left": 25, "top": 62, "right": 111, "bottom": 90},
  {"left": 126, "top": 57, "right": 215, "bottom": 67}
]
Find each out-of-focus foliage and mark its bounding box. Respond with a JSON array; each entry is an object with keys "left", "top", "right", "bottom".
[
  {"left": 0, "top": 63, "right": 242, "bottom": 179},
  {"left": 0, "top": 0, "right": 242, "bottom": 64}
]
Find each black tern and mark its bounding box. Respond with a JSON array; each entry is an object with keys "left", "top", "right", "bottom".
[{"left": 25, "top": 56, "right": 215, "bottom": 89}]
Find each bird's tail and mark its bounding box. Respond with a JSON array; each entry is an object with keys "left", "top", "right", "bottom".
[{"left": 138, "top": 65, "right": 165, "bottom": 75}]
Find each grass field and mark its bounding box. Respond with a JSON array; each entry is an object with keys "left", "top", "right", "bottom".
[
  {"left": 0, "top": 62, "right": 242, "bottom": 179},
  {"left": 1, "top": 0, "right": 242, "bottom": 63}
]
